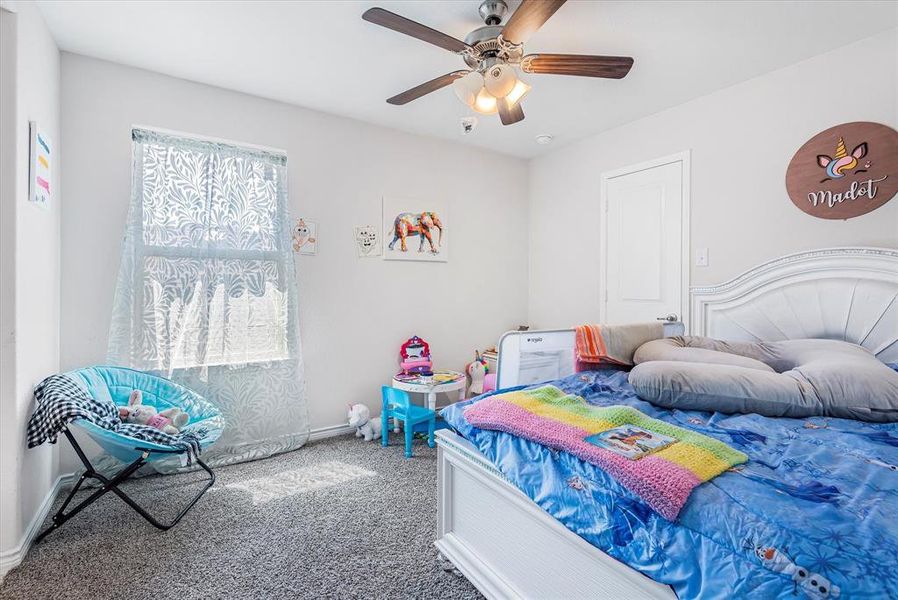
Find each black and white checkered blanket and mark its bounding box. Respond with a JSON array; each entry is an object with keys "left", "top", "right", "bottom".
[{"left": 27, "top": 374, "right": 203, "bottom": 463}]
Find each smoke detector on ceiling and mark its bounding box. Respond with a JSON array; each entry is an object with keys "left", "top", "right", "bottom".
[{"left": 535, "top": 134, "right": 553, "bottom": 145}]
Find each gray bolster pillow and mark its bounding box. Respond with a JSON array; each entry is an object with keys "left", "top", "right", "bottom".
[
  {"left": 634, "top": 337, "right": 775, "bottom": 372},
  {"left": 629, "top": 337, "right": 898, "bottom": 422}
]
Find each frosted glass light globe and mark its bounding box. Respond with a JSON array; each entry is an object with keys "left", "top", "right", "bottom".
[
  {"left": 452, "top": 81, "right": 476, "bottom": 107},
  {"left": 472, "top": 88, "right": 498, "bottom": 115},
  {"left": 505, "top": 79, "right": 531, "bottom": 105},
  {"left": 453, "top": 71, "right": 484, "bottom": 107},
  {"left": 484, "top": 64, "right": 517, "bottom": 98}
]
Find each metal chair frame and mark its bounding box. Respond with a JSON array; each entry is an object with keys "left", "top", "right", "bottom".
[{"left": 35, "top": 428, "right": 215, "bottom": 544}]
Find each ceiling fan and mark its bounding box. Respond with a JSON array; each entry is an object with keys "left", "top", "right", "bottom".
[{"left": 362, "top": 0, "right": 634, "bottom": 126}]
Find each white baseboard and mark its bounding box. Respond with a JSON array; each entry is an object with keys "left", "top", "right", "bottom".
[
  {"left": 308, "top": 423, "right": 355, "bottom": 442},
  {"left": 0, "top": 472, "right": 76, "bottom": 580}
]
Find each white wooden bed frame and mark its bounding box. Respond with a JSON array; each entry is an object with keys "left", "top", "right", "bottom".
[{"left": 436, "top": 247, "right": 898, "bottom": 599}]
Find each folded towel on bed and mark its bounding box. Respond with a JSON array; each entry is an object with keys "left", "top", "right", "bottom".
[
  {"left": 464, "top": 385, "right": 747, "bottom": 520},
  {"left": 575, "top": 323, "right": 664, "bottom": 368}
]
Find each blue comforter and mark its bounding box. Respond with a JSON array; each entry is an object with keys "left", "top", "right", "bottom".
[{"left": 442, "top": 369, "right": 898, "bottom": 600}]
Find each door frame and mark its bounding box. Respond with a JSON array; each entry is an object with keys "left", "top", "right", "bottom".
[{"left": 598, "top": 150, "right": 691, "bottom": 331}]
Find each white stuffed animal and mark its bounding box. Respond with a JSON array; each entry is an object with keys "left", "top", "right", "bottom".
[
  {"left": 348, "top": 403, "right": 382, "bottom": 441},
  {"left": 466, "top": 354, "right": 487, "bottom": 398},
  {"left": 119, "top": 389, "right": 189, "bottom": 435}
]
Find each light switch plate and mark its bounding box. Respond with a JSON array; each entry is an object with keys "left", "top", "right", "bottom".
[{"left": 696, "top": 248, "right": 709, "bottom": 267}]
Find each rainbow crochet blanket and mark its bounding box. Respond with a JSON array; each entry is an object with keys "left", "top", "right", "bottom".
[{"left": 464, "top": 385, "right": 747, "bottom": 521}]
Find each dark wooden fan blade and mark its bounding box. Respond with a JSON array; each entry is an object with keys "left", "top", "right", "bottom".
[
  {"left": 501, "top": 0, "right": 566, "bottom": 45},
  {"left": 387, "top": 71, "right": 469, "bottom": 105},
  {"left": 521, "top": 54, "right": 634, "bottom": 78},
  {"left": 497, "top": 98, "right": 525, "bottom": 126},
  {"left": 363, "top": 7, "right": 472, "bottom": 54}
]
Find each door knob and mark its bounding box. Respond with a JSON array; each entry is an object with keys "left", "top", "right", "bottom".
[{"left": 656, "top": 313, "right": 679, "bottom": 322}]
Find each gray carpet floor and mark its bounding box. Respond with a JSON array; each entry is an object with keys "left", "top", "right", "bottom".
[{"left": 0, "top": 434, "right": 482, "bottom": 600}]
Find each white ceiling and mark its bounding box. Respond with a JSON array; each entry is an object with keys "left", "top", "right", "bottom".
[{"left": 37, "top": 0, "right": 898, "bottom": 158}]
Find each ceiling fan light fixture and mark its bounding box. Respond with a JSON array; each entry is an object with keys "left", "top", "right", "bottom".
[
  {"left": 473, "top": 88, "right": 498, "bottom": 115},
  {"left": 505, "top": 78, "right": 531, "bottom": 106},
  {"left": 453, "top": 71, "right": 484, "bottom": 107},
  {"left": 484, "top": 63, "right": 517, "bottom": 98},
  {"left": 365, "top": 1, "right": 634, "bottom": 127}
]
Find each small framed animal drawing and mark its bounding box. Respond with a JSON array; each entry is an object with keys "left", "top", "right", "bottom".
[
  {"left": 354, "top": 225, "right": 381, "bottom": 258},
  {"left": 382, "top": 196, "right": 448, "bottom": 263},
  {"left": 293, "top": 218, "right": 318, "bottom": 255}
]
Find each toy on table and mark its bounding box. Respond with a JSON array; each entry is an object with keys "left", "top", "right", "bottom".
[
  {"left": 465, "top": 351, "right": 489, "bottom": 397},
  {"left": 393, "top": 370, "right": 463, "bottom": 386},
  {"left": 348, "top": 403, "right": 382, "bottom": 441},
  {"left": 432, "top": 371, "right": 463, "bottom": 384},
  {"left": 399, "top": 335, "right": 433, "bottom": 376},
  {"left": 118, "top": 389, "right": 189, "bottom": 435}
]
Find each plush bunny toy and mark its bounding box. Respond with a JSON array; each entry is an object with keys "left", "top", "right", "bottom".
[
  {"left": 119, "top": 390, "right": 189, "bottom": 435},
  {"left": 347, "top": 403, "right": 382, "bottom": 442}
]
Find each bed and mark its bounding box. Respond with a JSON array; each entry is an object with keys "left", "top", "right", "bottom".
[{"left": 435, "top": 247, "right": 898, "bottom": 600}]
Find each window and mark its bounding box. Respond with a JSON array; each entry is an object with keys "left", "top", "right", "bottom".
[{"left": 124, "top": 128, "right": 291, "bottom": 370}]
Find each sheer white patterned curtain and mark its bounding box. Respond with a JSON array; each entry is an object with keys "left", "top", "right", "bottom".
[{"left": 108, "top": 128, "right": 309, "bottom": 468}]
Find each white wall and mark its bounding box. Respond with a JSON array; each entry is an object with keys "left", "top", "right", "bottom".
[
  {"left": 0, "top": 5, "right": 18, "bottom": 561},
  {"left": 528, "top": 29, "right": 898, "bottom": 328},
  {"left": 0, "top": 0, "right": 61, "bottom": 567},
  {"left": 59, "top": 53, "right": 529, "bottom": 458}
]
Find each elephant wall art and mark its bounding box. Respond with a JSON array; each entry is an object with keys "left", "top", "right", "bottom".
[{"left": 382, "top": 197, "right": 448, "bottom": 262}]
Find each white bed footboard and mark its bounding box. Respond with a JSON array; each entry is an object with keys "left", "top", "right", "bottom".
[{"left": 435, "top": 430, "right": 676, "bottom": 600}]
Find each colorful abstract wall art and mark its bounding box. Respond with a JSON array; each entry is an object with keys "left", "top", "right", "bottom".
[
  {"left": 28, "top": 121, "right": 52, "bottom": 209},
  {"left": 382, "top": 197, "right": 448, "bottom": 263}
]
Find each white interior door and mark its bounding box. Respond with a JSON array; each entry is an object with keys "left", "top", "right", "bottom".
[{"left": 602, "top": 155, "right": 688, "bottom": 326}]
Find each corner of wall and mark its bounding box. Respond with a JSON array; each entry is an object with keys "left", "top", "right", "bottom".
[{"left": 0, "top": 0, "right": 63, "bottom": 573}]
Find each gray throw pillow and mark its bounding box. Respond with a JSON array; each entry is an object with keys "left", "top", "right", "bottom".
[{"left": 629, "top": 337, "right": 898, "bottom": 422}]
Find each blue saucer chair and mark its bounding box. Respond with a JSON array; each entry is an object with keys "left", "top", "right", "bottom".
[{"left": 35, "top": 366, "right": 224, "bottom": 543}]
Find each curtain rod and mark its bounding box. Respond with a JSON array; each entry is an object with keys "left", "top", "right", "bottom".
[{"left": 131, "top": 124, "right": 288, "bottom": 157}]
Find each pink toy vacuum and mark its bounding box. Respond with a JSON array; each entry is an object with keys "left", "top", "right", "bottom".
[{"left": 399, "top": 335, "right": 433, "bottom": 375}]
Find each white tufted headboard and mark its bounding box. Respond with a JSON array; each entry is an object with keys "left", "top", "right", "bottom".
[{"left": 690, "top": 248, "right": 898, "bottom": 362}]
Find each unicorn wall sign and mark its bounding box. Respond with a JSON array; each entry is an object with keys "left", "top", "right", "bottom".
[
  {"left": 816, "top": 137, "right": 868, "bottom": 182},
  {"left": 786, "top": 121, "right": 898, "bottom": 220}
]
